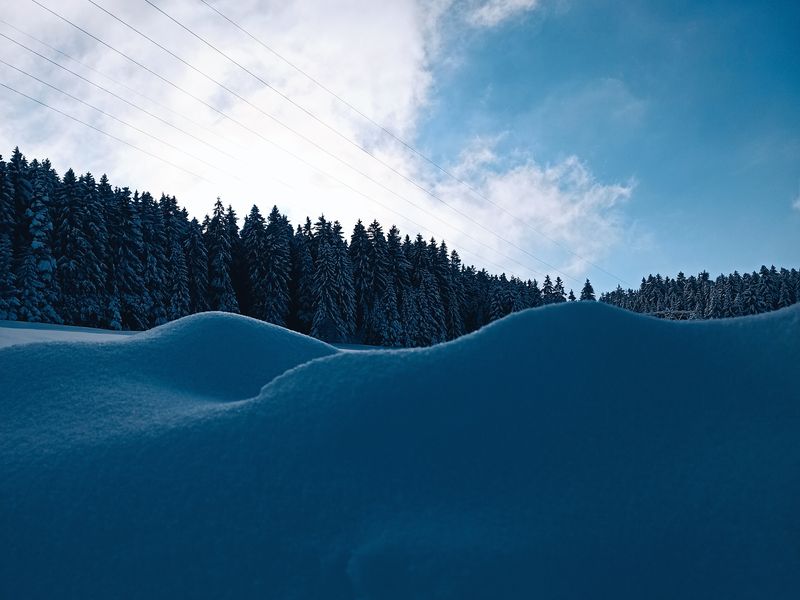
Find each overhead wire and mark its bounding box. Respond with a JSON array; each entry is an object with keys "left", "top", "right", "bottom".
[
  {"left": 28, "top": 0, "right": 542, "bottom": 280},
  {"left": 136, "top": 0, "right": 572, "bottom": 283},
  {"left": 0, "top": 80, "right": 215, "bottom": 184},
  {"left": 195, "top": 0, "right": 630, "bottom": 286},
  {"left": 0, "top": 57, "right": 244, "bottom": 182},
  {"left": 0, "top": 16, "right": 245, "bottom": 156}
]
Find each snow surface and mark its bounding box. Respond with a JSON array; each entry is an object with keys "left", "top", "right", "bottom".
[
  {"left": 1, "top": 303, "right": 799, "bottom": 599},
  {"left": 0, "top": 319, "right": 136, "bottom": 348}
]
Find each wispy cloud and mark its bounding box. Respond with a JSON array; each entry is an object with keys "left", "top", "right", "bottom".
[
  {"left": 466, "top": 0, "right": 540, "bottom": 28},
  {"left": 793, "top": 194, "right": 800, "bottom": 212}
]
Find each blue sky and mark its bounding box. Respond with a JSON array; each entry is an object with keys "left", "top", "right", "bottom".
[
  {"left": 0, "top": 0, "right": 797, "bottom": 293},
  {"left": 422, "top": 0, "right": 800, "bottom": 285}
]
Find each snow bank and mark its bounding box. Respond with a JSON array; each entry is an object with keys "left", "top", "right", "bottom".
[
  {"left": 0, "top": 311, "right": 337, "bottom": 454},
  {"left": 1, "top": 303, "right": 799, "bottom": 599},
  {"left": 0, "top": 319, "right": 135, "bottom": 348}
]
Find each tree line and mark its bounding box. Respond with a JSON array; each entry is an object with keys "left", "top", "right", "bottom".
[
  {"left": 2, "top": 148, "right": 796, "bottom": 344},
  {"left": 0, "top": 148, "right": 595, "bottom": 345},
  {"left": 600, "top": 268, "right": 800, "bottom": 319}
]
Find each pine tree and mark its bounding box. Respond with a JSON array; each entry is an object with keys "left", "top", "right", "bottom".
[
  {"left": 387, "top": 226, "right": 414, "bottom": 346},
  {"left": 240, "top": 204, "right": 267, "bottom": 319},
  {"left": 56, "top": 169, "right": 98, "bottom": 325},
  {"left": 349, "top": 220, "right": 371, "bottom": 340},
  {"left": 110, "top": 188, "right": 148, "bottom": 329},
  {"left": 8, "top": 147, "right": 33, "bottom": 257},
  {"left": 0, "top": 155, "right": 18, "bottom": 320},
  {"left": 553, "top": 276, "right": 567, "bottom": 303},
  {"left": 366, "top": 220, "right": 401, "bottom": 346},
  {"left": 541, "top": 274, "right": 555, "bottom": 305},
  {"left": 310, "top": 216, "right": 346, "bottom": 342},
  {"left": 184, "top": 218, "right": 209, "bottom": 314},
  {"left": 447, "top": 249, "right": 466, "bottom": 339},
  {"left": 226, "top": 205, "right": 248, "bottom": 313},
  {"left": 580, "top": 278, "right": 595, "bottom": 301},
  {"left": 206, "top": 198, "right": 239, "bottom": 313},
  {"left": 262, "top": 206, "right": 292, "bottom": 326},
  {"left": 21, "top": 161, "right": 60, "bottom": 322},
  {"left": 288, "top": 222, "right": 314, "bottom": 334},
  {"left": 568, "top": 289, "right": 576, "bottom": 301},
  {"left": 78, "top": 173, "right": 110, "bottom": 326}
]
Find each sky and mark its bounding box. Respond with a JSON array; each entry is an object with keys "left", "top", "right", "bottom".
[{"left": 0, "top": 0, "right": 798, "bottom": 293}]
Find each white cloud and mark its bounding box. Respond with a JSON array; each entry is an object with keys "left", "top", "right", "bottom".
[
  {"left": 466, "top": 0, "right": 540, "bottom": 28},
  {"left": 0, "top": 0, "right": 631, "bottom": 286},
  {"left": 793, "top": 195, "right": 800, "bottom": 212},
  {"left": 435, "top": 137, "right": 634, "bottom": 280}
]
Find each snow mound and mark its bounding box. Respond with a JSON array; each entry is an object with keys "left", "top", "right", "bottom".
[
  {"left": 2, "top": 303, "right": 799, "bottom": 599},
  {"left": 0, "top": 311, "right": 337, "bottom": 454}
]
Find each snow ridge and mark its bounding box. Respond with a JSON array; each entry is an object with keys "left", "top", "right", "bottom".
[{"left": 1, "top": 303, "right": 799, "bottom": 599}]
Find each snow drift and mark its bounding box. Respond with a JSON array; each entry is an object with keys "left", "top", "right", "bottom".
[{"left": 1, "top": 303, "right": 799, "bottom": 599}]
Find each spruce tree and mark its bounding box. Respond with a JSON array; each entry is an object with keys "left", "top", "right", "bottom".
[
  {"left": 289, "top": 222, "right": 314, "bottom": 334},
  {"left": 206, "top": 199, "right": 239, "bottom": 313},
  {"left": 240, "top": 204, "right": 267, "bottom": 319},
  {"left": 0, "top": 155, "right": 18, "bottom": 320},
  {"left": 262, "top": 206, "right": 292, "bottom": 326},
  {"left": 580, "top": 278, "right": 596, "bottom": 301},
  {"left": 22, "top": 161, "right": 60, "bottom": 322},
  {"left": 310, "top": 216, "right": 346, "bottom": 341},
  {"left": 553, "top": 276, "right": 567, "bottom": 303},
  {"left": 349, "top": 220, "right": 371, "bottom": 339},
  {"left": 56, "top": 169, "right": 98, "bottom": 326},
  {"left": 110, "top": 188, "right": 148, "bottom": 329},
  {"left": 184, "top": 218, "right": 209, "bottom": 314}
]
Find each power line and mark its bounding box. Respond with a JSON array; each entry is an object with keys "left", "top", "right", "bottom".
[
  {"left": 0, "top": 16, "right": 244, "bottom": 156},
  {"left": 30, "top": 0, "right": 541, "bottom": 280},
  {"left": 0, "top": 30, "right": 237, "bottom": 163},
  {"left": 0, "top": 57, "right": 240, "bottom": 182},
  {"left": 195, "top": 0, "right": 631, "bottom": 286},
  {"left": 0, "top": 80, "right": 214, "bottom": 184},
  {"left": 138, "top": 0, "right": 574, "bottom": 284}
]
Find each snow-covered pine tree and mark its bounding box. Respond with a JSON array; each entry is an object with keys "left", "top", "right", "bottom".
[
  {"left": 580, "top": 278, "right": 595, "bottom": 301},
  {"left": 0, "top": 155, "right": 19, "bottom": 320},
  {"left": 22, "top": 161, "right": 60, "bottom": 322},
  {"left": 541, "top": 274, "right": 554, "bottom": 304},
  {"left": 94, "top": 174, "right": 122, "bottom": 329},
  {"left": 159, "top": 194, "right": 190, "bottom": 321},
  {"left": 55, "top": 169, "right": 97, "bottom": 326},
  {"left": 240, "top": 204, "right": 266, "bottom": 318},
  {"left": 331, "top": 220, "right": 355, "bottom": 337},
  {"left": 206, "top": 199, "right": 239, "bottom": 313},
  {"left": 138, "top": 191, "right": 168, "bottom": 326},
  {"left": 310, "top": 217, "right": 346, "bottom": 342},
  {"left": 184, "top": 217, "right": 209, "bottom": 314},
  {"left": 387, "top": 226, "right": 414, "bottom": 346},
  {"left": 553, "top": 276, "right": 567, "bottom": 303},
  {"left": 288, "top": 223, "right": 314, "bottom": 334},
  {"left": 366, "top": 220, "right": 402, "bottom": 346},
  {"left": 447, "top": 249, "right": 466, "bottom": 340},
  {"left": 110, "top": 187, "right": 148, "bottom": 329},
  {"left": 226, "top": 205, "right": 248, "bottom": 313},
  {"left": 349, "top": 220, "right": 371, "bottom": 340},
  {"left": 262, "top": 206, "right": 292, "bottom": 326},
  {"left": 78, "top": 173, "right": 111, "bottom": 326},
  {"left": 408, "top": 235, "right": 445, "bottom": 345},
  {"left": 568, "top": 289, "right": 576, "bottom": 301},
  {"left": 8, "top": 148, "right": 32, "bottom": 256},
  {"left": 528, "top": 278, "right": 543, "bottom": 308}
]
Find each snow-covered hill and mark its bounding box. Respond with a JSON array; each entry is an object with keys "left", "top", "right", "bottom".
[{"left": 1, "top": 303, "right": 799, "bottom": 599}]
